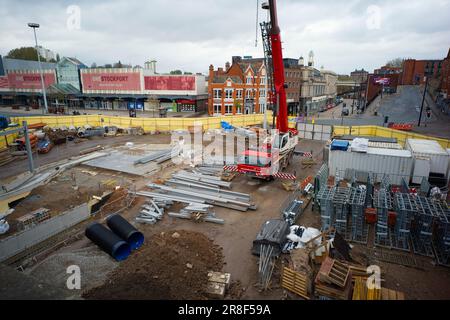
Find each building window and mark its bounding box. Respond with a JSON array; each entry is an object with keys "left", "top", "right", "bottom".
[
  {"left": 260, "top": 89, "right": 266, "bottom": 98},
  {"left": 213, "top": 89, "right": 222, "bottom": 99},
  {"left": 260, "top": 77, "right": 266, "bottom": 85},
  {"left": 246, "top": 90, "right": 252, "bottom": 99},
  {"left": 225, "top": 89, "right": 233, "bottom": 99},
  {"left": 246, "top": 77, "right": 252, "bottom": 85},
  {"left": 213, "top": 104, "right": 222, "bottom": 115},
  {"left": 225, "top": 104, "right": 233, "bottom": 114},
  {"left": 236, "top": 89, "right": 243, "bottom": 99},
  {"left": 259, "top": 103, "right": 265, "bottom": 112}
]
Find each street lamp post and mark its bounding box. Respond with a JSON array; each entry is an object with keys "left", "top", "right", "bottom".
[
  {"left": 28, "top": 23, "right": 48, "bottom": 114},
  {"left": 418, "top": 76, "right": 429, "bottom": 127}
]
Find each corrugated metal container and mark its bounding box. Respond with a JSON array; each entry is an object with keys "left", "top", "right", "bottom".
[
  {"left": 412, "top": 157, "right": 431, "bottom": 184},
  {"left": 329, "top": 148, "right": 413, "bottom": 185},
  {"left": 406, "top": 139, "right": 449, "bottom": 175}
]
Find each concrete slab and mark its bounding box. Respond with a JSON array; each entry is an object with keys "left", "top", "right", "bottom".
[{"left": 83, "top": 150, "right": 161, "bottom": 176}]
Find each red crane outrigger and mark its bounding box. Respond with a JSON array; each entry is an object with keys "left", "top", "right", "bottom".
[{"left": 226, "top": 0, "right": 299, "bottom": 181}]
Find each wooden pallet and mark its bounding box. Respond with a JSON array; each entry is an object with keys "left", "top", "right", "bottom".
[
  {"left": 315, "top": 275, "right": 353, "bottom": 300},
  {"left": 352, "top": 277, "right": 381, "bottom": 300},
  {"left": 352, "top": 277, "right": 405, "bottom": 300},
  {"left": 281, "top": 267, "right": 310, "bottom": 300},
  {"left": 317, "top": 257, "right": 350, "bottom": 288},
  {"left": 381, "top": 288, "right": 405, "bottom": 300}
]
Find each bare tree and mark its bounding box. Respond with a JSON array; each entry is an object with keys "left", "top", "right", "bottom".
[{"left": 386, "top": 58, "right": 405, "bottom": 68}]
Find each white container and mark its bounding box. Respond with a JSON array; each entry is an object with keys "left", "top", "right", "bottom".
[
  {"left": 412, "top": 157, "right": 431, "bottom": 184},
  {"left": 406, "top": 139, "right": 449, "bottom": 175},
  {"left": 329, "top": 148, "right": 413, "bottom": 185}
]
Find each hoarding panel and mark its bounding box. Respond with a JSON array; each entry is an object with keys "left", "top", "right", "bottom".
[
  {"left": 0, "top": 76, "right": 9, "bottom": 88},
  {"left": 7, "top": 72, "right": 56, "bottom": 90},
  {"left": 82, "top": 72, "right": 141, "bottom": 91},
  {"left": 144, "top": 76, "right": 195, "bottom": 91}
]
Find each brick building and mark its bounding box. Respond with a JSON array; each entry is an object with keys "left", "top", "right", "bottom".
[
  {"left": 283, "top": 58, "right": 302, "bottom": 115},
  {"left": 401, "top": 59, "right": 443, "bottom": 85},
  {"left": 350, "top": 69, "right": 369, "bottom": 83},
  {"left": 440, "top": 49, "right": 450, "bottom": 99},
  {"left": 207, "top": 57, "right": 267, "bottom": 116}
]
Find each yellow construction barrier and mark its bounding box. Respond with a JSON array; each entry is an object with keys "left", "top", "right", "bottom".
[
  {"left": 4, "top": 115, "right": 448, "bottom": 150},
  {"left": 333, "top": 125, "right": 450, "bottom": 149},
  {"left": 9, "top": 113, "right": 271, "bottom": 134},
  {"left": 0, "top": 129, "right": 19, "bottom": 150}
]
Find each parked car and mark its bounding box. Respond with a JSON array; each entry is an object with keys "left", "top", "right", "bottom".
[{"left": 341, "top": 108, "right": 349, "bottom": 116}]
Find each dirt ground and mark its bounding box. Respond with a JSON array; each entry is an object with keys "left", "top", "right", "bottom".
[
  {"left": 83, "top": 230, "right": 224, "bottom": 300},
  {"left": 5, "top": 137, "right": 450, "bottom": 300}
]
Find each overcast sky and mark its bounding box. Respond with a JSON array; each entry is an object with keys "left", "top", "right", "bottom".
[{"left": 0, "top": 0, "right": 449, "bottom": 74}]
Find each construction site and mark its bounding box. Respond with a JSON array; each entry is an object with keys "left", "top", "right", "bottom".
[
  {"left": 0, "top": 113, "right": 449, "bottom": 300},
  {"left": 1, "top": 0, "right": 450, "bottom": 303}
]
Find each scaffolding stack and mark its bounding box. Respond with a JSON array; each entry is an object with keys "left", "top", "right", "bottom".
[
  {"left": 349, "top": 186, "right": 368, "bottom": 244},
  {"left": 392, "top": 193, "right": 415, "bottom": 252},
  {"left": 410, "top": 196, "right": 439, "bottom": 257},
  {"left": 333, "top": 187, "right": 351, "bottom": 236},
  {"left": 317, "top": 186, "right": 335, "bottom": 231},
  {"left": 374, "top": 189, "right": 393, "bottom": 248},
  {"left": 434, "top": 209, "right": 450, "bottom": 266}
]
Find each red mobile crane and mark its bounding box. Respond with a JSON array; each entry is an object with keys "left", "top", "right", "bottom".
[{"left": 226, "top": 0, "right": 298, "bottom": 181}]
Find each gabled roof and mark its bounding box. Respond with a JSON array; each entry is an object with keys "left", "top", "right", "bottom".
[
  {"left": 60, "top": 57, "right": 87, "bottom": 67},
  {"left": 213, "top": 75, "right": 242, "bottom": 84}
]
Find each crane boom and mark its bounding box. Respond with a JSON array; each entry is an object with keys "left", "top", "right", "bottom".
[{"left": 268, "top": 0, "right": 288, "bottom": 133}]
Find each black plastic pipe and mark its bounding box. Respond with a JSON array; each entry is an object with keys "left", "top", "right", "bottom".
[
  {"left": 85, "top": 222, "right": 131, "bottom": 261},
  {"left": 107, "top": 214, "right": 145, "bottom": 250}
]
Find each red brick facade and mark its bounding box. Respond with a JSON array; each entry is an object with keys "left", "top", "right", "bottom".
[
  {"left": 401, "top": 59, "right": 443, "bottom": 85},
  {"left": 208, "top": 60, "right": 266, "bottom": 116},
  {"left": 441, "top": 49, "right": 450, "bottom": 98}
]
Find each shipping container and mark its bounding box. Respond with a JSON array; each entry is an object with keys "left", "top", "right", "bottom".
[
  {"left": 329, "top": 148, "right": 413, "bottom": 185},
  {"left": 412, "top": 157, "right": 431, "bottom": 184},
  {"left": 406, "top": 139, "right": 449, "bottom": 175}
]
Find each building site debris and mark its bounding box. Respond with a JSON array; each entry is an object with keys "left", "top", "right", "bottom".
[
  {"left": 353, "top": 277, "right": 405, "bottom": 300},
  {"left": 317, "top": 257, "right": 350, "bottom": 288},
  {"left": 80, "top": 145, "right": 104, "bottom": 155},
  {"left": 136, "top": 200, "right": 165, "bottom": 225},
  {"left": 281, "top": 248, "right": 313, "bottom": 300},
  {"left": 16, "top": 208, "right": 50, "bottom": 231},
  {"left": 168, "top": 203, "right": 225, "bottom": 225},
  {"left": 0, "top": 218, "right": 10, "bottom": 235},
  {"left": 0, "top": 148, "right": 14, "bottom": 167},
  {"left": 314, "top": 257, "right": 353, "bottom": 300},
  {"left": 252, "top": 220, "right": 290, "bottom": 290}
]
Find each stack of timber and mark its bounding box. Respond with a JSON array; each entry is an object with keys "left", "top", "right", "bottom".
[
  {"left": 281, "top": 249, "right": 313, "bottom": 299},
  {"left": 315, "top": 257, "right": 353, "bottom": 300},
  {"left": 352, "top": 277, "right": 405, "bottom": 300}
]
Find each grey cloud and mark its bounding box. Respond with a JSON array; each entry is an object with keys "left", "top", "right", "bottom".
[{"left": 0, "top": 0, "right": 449, "bottom": 74}]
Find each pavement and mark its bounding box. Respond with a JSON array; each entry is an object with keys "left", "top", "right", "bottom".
[{"left": 302, "top": 86, "right": 450, "bottom": 139}]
